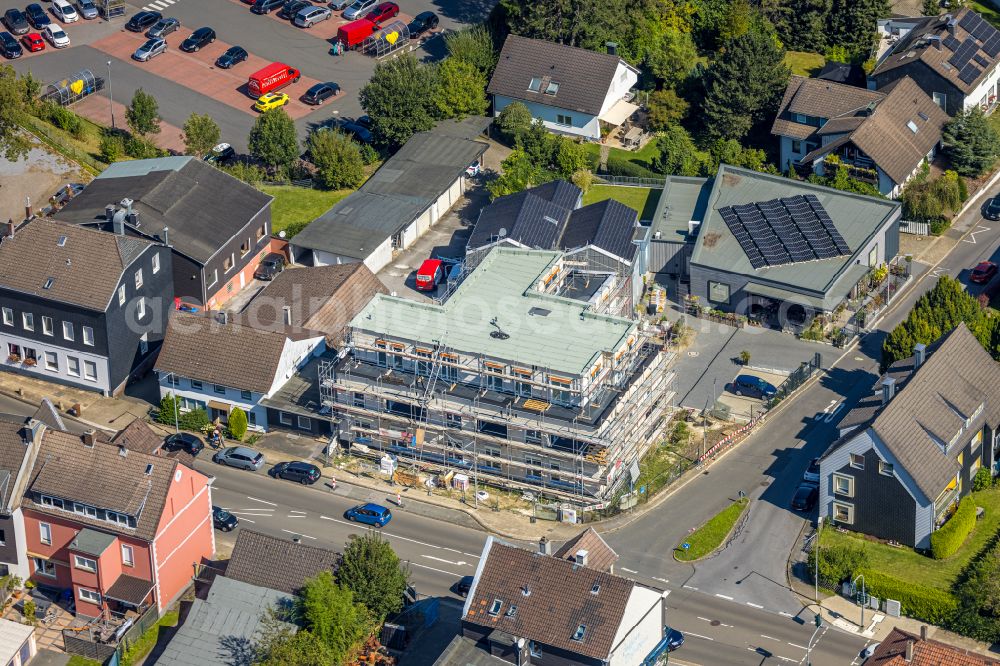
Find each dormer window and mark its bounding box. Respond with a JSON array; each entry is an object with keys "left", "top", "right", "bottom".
[
  {"left": 572, "top": 624, "right": 587, "bottom": 641},
  {"left": 545, "top": 81, "right": 559, "bottom": 95},
  {"left": 528, "top": 77, "right": 542, "bottom": 92},
  {"left": 488, "top": 599, "right": 503, "bottom": 616},
  {"left": 505, "top": 604, "right": 517, "bottom": 618}
]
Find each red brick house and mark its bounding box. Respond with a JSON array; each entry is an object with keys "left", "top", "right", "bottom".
[{"left": 20, "top": 428, "right": 213, "bottom": 619}]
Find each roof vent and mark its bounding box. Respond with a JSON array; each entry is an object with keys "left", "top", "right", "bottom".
[
  {"left": 539, "top": 536, "right": 551, "bottom": 555},
  {"left": 543, "top": 215, "right": 559, "bottom": 225},
  {"left": 489, "top": 317, "right": 510, "bottom": 340},
  {"left": 57, "top": 235, "right": 67, "bottom": 247},
  {"left": 505, "top": 604, "right": 518, "bottom": 618},
  {"left": 521, "top": 585, "right": 531, "bottom": 597},
  {"left": 118, "top": 444, "right": 127, "bottom": 458},
  {"left": 882, "top": 377, "right": 897, "bottom": 405},
  {"left": 591, "top": 583, "right": 600, "bottom": 595},
  {"left": 572, "top": 625, "right": 586, "bottom": 641},
  {"left": 82, "top": 429, "right": 96, "bottom": 448},
  {"left": 918, "top": 111, "right": 929, "bottom": 121},
  {"left": 216, "top": 311, "right": 228, "bottom": 325},
  {"left": 43, "top": 278, "right": 54, "bottom": 290},
  {"left": 528, "top": 307, "right": 551, "bottom": 317},
  {"left": 144, "top": 463, "right": 154, "bottom": 475},
  {"left": 575, "top": 549, "right": 589, "bottom": 567},
  {"left": 120, "top": 197, "right": 133, "bottom": 213},
  {"left": 914, "top": 342, "right": 927, "bottom": 368}
]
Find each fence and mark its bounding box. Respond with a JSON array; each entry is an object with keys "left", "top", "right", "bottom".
[
  {"left": 593, "top": 175, "right": 667, "bottom": 188},
  {"left": 262, "top": 178, "right": 314, "bottom": 188},
  {"left": 899, "top": 220, "right": 930, "bottom": 235},
  {"left": 767, "top": 352, "right": 822, "bottom": 409}
]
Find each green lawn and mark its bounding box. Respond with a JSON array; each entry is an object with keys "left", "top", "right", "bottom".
[
  {"left": 262, "top": 185, "right": 352, "bottom": 237},
  {"left": 785, "top": 51, "right": 826, "bottom": 77},
  {"left": 19, "top": 113, "right": 108, "bottom": 175},
  {"left": 675, "top": 497, "right": 750, "bottom": 561},
  {"left": 971, "top": 1, "right": 1000, "bottom": 27},
  {"left": 583, "top": 185, "right": 661, "bottom": 220},
  {"left": 67, "top": 657, "right": 103, "bottom": 666},
  {"left": 820, "top": 489, "right": 1000, "bottom": 592},
  {"left": 581, "top": 138, "right": 662, "bottom": 172},
  {"left": 120, "top": 610, "right": 179, "bottom": 666}
]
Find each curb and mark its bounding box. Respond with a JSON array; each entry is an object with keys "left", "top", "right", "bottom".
[{"left": 671, "top": 498, "right": 751, "bottom": 563}]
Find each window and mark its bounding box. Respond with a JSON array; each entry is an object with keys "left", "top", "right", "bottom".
[
  {"left": 298, "top": 415, "right": 311, "bottom": 430},
  {"left": 82, "top": 326, "right": 94, "bottom": 346},
  {"left": 525, "top": 456, "right": 542, "bottom": 467},
  {"left": 192, "top": 380, "right": 203, "bottom": 390},
  {"left": 136, "top": 297, "right": 146, "bottom": 320},
  {"left": 152, "top": 253, "right": 160, "bottom": 274},
  {"left": 214, "top": 384, "right": 226, "bottom": 395},
  {"left": 107, "top": 512, "right": 129, "bottom": 527},
  {"left": 545, "top": 81, "right": 559, "bottom": 95},
  {"left": 6, "top": 344, "right": 17, "bottom": 358},
  {"left": 83, "top": 360, "right": 97, "bottom": 382},
  {"left": 708, "top": 281, "right": 730, "bottom": 304},
  {"left": 40, "top": 496, "right": 64, "bottom": 509},
  {"left": 850, "top": 454, "right": 865, "bottom": 470},
  {"left": 529, "top": 642, "right": 543, "bottom": 658},
  {"left": 78, "top": 588, "right": 101, "bottom": 604},
  {"left": 240, "top": 239, "right": 250, "bottom": 256},
  {"left": 1, "top": 308, "right": 11, "bottom": 326},
  {"left": 74, "top": 503, "right": 97, "bottom": 518},
  {"left": 74, "top": 555, "right": 97, "bottom": 572},
  {"left": 62, "top": 321, "right": 74, "bottom": 341},
  {"left": 446, "top": 413, "right": 462, "bottom": 429},
  {"left": 488, "top": 599, "right": 503, "bottom": 616},
  {"left": 121, "top": 545, "right": 134, "bottom": 567},
  {"left": 66, "top": 357, "right": 80, "bottom": 377},
  {"left": 39, "top": 522, "right": 51, "bottom": 545},
  {"left": 794, "top": 113, "right": 807, "bottom": 123},
  {"left": 32, "top": 557, "right": 55, "bottom": 577},
  {"left": 279, "top": 412, "right": 293, "bottom": 426},
  {"left": 224, "top": 254, "right": 235, "bottom": 273},
  {"left": 22, "top": 313, "right": 33, "bottom": 331},
  {"left": 527, "top": 77, "right": 542, "bottom": 92},
  {"left": 933, "top": 91, "right": 947, "bottom": 110},
  {"left": 879, "top": 461, "right": 894, "bottom": 476},
  {"left": 526, "top": 430, "right": 542, "bottom": 444},
  {"left": 833, "top": 473, "right": 854, "bottom": 497},
  {"left": 0, "top": 529, "right": 5, "bottom": 546},
  {"left": 556, "top": 114, "right": 572, "bottom": 126},
  {"left": 791, "top": 139, "right": 802, "bottom": 154},
  {"left": 179, "top": 397, "right": 206, "bottom": 412},
  {"left": 353, "top": 392, "right": 366, "bottom": 408},
  {"left": 134, "top": 268, "right": 143, "bottom": 289},
  {"left": 832, "top": 501, "right": 854, "bottom": 524},
  {"left": 256, "top": 224, "right": 267, "bottom": 240},
  {"left": 118, "top": 285, "right": 126, "bottom": 306},
  {"left": 43, "top": 352, "right": 57, "bottom": 372},
  {"left": 139, "top": 334, "right": 148, "bottom": 355},
  {"left": 572, "top": 625, "right": 587, "bottom": 641},
  {"left": 248, "top": 411, "right": 256, "bottom": 427},
  {"left": 41, "top": 316, "right": 53, "bottom": 336},
  {"left": 868, "top": 245, "right": 878, "bottom": 267},
  {"left": 208, "top": 269, "right": 218, "bottom": 288},
  {"left": 241, "top": 390, "right": 252, "bottom": 400},
  {"left": 487, "top": 373, "right": 504, "bottom": 392}
]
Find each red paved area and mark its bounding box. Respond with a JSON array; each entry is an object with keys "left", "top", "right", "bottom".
[
  {"left": 90, "top": 29, "right": 323, "bottom": 119},
  {"left": 222, "top": 0, "right": 413, "bottom": 43},
  {"left": 72, "top": 93, "right": 187, "bottom": 153}
]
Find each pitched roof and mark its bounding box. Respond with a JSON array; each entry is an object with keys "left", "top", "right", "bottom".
[
  {"left": 105, "top": 574, "right": 154, "bottom": 606},
  {"left": 155, "top": 311, "right": 324, "bottom": 394},
  {"left": 564, "top": 199, "right": 639, "bottom": 261},
  {"left": 23, "top": 429, "right": 180, "bottom": 541},
  {"left": 110, "top": 419, "right": 163, "bottom": 456},
  {"left": 871, "top": 8, "right": 999, "bottom": 95},
  {"left": 0, "top": 417, "right": 30, "bottom": 511},
  {"left": 771, "top": 75, "right": 884, "bottom": 140},
  {"left": 30, "top": 399, "right": 64, "bottom": 431},
  {"left": 816, "top": 61, "right": 867, "bottom": 87},
  {"left": 553, "top": 528, "right": 619, "bottom": 573},
  {"left": 488, "top": 34, "right": 629, "bottom": 115},
  {"left": 433, "top": 635, "right": 510, "bottom": 666},
  {"left": 0, "top": 218, "right": 154, "bottom": 311},
  {"left": 225, "top": 530, "right": 340, "bottom": 595},
  {"left": 463, "top": 539, "right": 634, "bottom": 659},
  {"left": 54, "top": 157, "right": 272, "bottom": 265},
  {"left": 868, "top": 627, "right": 1000, "bottom": 665}
]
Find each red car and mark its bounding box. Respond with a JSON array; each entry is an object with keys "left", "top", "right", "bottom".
[
  {"left": 415, "top": 258, "right": 444, "bottom": 291},
  {"left": 21, "top": 32, "right": 43, "bottom": 52},
  {"left": 365, "top": 1, "right": 399, "bottom": 24},
  {"left": 971, "top": 261, "right": 998, "bottom": 284}
]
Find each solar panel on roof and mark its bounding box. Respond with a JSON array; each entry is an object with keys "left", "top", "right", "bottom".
[
  {"left": 973, "top": 20, "right": 994, "bottom": 42},
  {"left": 975, "top": 53, "right": 991, "bottom": 67},
  {"left": 943, "top": 35, "right": 961, "bottom": 51},
  {"left": 949, "top": 38, "right": 979, "bottom": 68},
  {"left": 959, "top": 62, "right": 983, "bottom": 84},
  {"left": 960, "top": 11, "right": 981, "bottom": 32},
  {"left": 985, "top": 34, "right": 1000, "bottom": 57}
]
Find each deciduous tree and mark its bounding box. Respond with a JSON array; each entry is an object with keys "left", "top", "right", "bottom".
[
  {"left": 444, "top": 25, "right": 498, "bottom": 76},
  {"left": 487, "top": 148, "right": 540, "bottom": 199},
  {"left": 943, "top": 108, "right": 1000, "bottom": 177},
  {"left": 126, "top": 88, "right": 161, "bottom": 137},
  {"left": 182, "top": 113, "right": 221, "bottom": 157},
  {"left": 922, "top": 0, "right": 940, "bottom": 15},
  {"left": 496, "top": 101, "right": 533, "bottom": 143},
  {"left": 554, "top": 137, "right": 589, "bottom": 177},
  {"left": 433, "top": 58, "right": 489, "bottom": 120},
  {"left": 646, "top": 89, "right": 689, "bottom": 131},
  {"left": 298, "top": 572, "right": 371, "bottom": 662},
  {"left": 360, "top": 55, "right": 435, "bottom": 149},
  {"left": 248, "top": 108, "right": 298, "bottom": 172},
  {"left": 338, "top": 533, "right": 410, "bottom": 623},
  {"left": 308, "top": 129, "right": 364, "bottom": 190}
]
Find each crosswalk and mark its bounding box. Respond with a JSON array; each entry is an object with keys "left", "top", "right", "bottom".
[{"left": 141, "top": 0, "right": 180, "bottom": 11}]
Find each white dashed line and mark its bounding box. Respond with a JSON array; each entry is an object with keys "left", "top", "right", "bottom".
[
  {"left": 714, "top": 593, "right": 734, "bottom": 600},
  {"left": 696, "top": 617, "right": 712, "bottom": 622},
  {"left": 779, "top": 611, "right": 794, "bottom": 617},
  {"left": 760, "top": 635, "right": 779, "bottom": 641},
  {"left": 246, "top": 496, "right": 277, "bottom": 506},
  {"left": 235, "top": 517, "right": 254, "bottom": 523},
  {"left": 683, "top": 585, "right": 698, "bottom": 590},
  {"left": 746, "top": 602, "right": 764, "bottom": 609},
  {"left": 280, "top": 529, "right": 316, "bottom": 540},
  {"left": 684, "top": 632, "right": 714, "bottom": 641},
  {"left": 787, "top": 643, "right": 809, "bottom": 651},
  {"left": 621, "top": 567, "right": 638, "bottom": 573}
]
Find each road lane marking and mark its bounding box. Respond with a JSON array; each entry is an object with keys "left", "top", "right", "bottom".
[
  {"left": 760, "top": 635, "right": 779, "bottom": 641},
  {"left": 683, "top": 585, "right": 698, "bottom": 590},
  {"left": 685, "top": 632, "right": 714, "bottom": 641},
  {"left": 281, "top": 529, "right": 316, "bottom": 540},
  {"left": 410, "top": 562, "right": 463, "bottom": 577},
  {"left": 463, "top": 552, "right": 480, "bottom": 558},
  {"left": 697, "top": 617, "right": 711, "bottom": 622},
  {"left": 289, "top": 510, "right": 306, "bottom": 515},
  {"left": 652, "top": 576, "right": 669, "bottom": 583},
  {"left": 246, "top": 496, "right": 278, "bottom": 506},
  {"left": 226, "top": 510, "right": 274, "bottom": 515},
  {"left": 285, "top": 515, "right": 306, "bottom": 519},
  {"left": 236, "top": 517, "right": 254, "bottom": 523},
  {"left": 823, "top": 402, "right": 844, "bottom": 423},
  {"left": 621, "top": 567, "right": 638, "bottom": 573},
  {"left": 318, "top": 515, "right": 482, "bottom": 558},
  {"left": 714, "top": 593, "right": 734, "bottom": 600},
  {"left": 779, "top": 612, "right": 793, "bottom": 617},
  {"left": 746, "top": 602, "right": 764, "bottom": 609},
  {"left": 422, "top": 555, "right": 463, "bottom": 565},
  {"left": 787, "top": 643, "right": 808, "bottom": 650}
]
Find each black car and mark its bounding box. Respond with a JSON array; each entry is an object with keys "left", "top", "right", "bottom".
[
  {"left": 215, "top": 45, "right": 248, "bottom": 68},
  {"left": 340, "top": 121, "right": 373, "bottom": 144},
  {"left": 302, "top": 82, "right": 340, "bottom": 105},
  {"left": 24, "top": 4, "right": 49, "bottom": 29},
  {"left": 791, "top": 483, "right": 819, "bottom": 512},
  {"left": 455, "top": 575, "right": 474, "bottom": 596},
  {"left": 356, "top": 114, "right": 372, "bottom": 129},
  {"left": 0, "top": 31, "right": 22, "bottom": 59},
  {"left": 125, "top": 10, "right": 161, "bottom": 32},
  {"left": 180, "top": 26, "right": 215, "bottom": 52},
  {"left": 212, "top": 505, "right": 239, "bottom": 532},
  {"left": 163, "top": 432, "right": 205, "bottom": 455},
  {"left": 985, "top": 196, "right": 1000, "bottom": 221},
  {"left": 407, "top": 10, "right": 438, "bottom": 38},
  {"left": 269, "top": 461, "right": 321, "bottom": 485},
  {"left": 251, "top": 0, "right": 285, "bottom": 14},
  {"left": 254, "top": 252, "right": 285, "bottom": 280},
  {"left": 2, "top": 9, "right": 28, "bottom": 35},
  {"left": 666, "top": 628, "right": 685, "bottom": 652},
  {"left": 204, "top": 142, "right": 236, "bottom": 163},
  {"left": 279, "top": 0, "right": 312, "bottom": 18}
]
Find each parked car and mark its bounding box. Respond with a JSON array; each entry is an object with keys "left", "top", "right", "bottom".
[
  {"left": 254, "top": 252, "right": 286, "bottom": 280},
  {"left": 345, "top": 503, "right": 392, "bottom": 527},
  {"left": 728, "top": 374, "right": 777, "bottom": 400},
  {"left": 302, "top": 81, "right": 340, "bottom": 105},
  {"left": 970, "top": 260, "right": 998, "bottom": 285},
  {"left": 279, "top": 0, "right": 312, "bottom": 19},
  {"left": 455, "top": 575, "right": 474, "bottom": 596},
  {"left": 20, "top": 32, "right": 42, "bottom": 52},
  {"left": 25, "top": 4, "right": 50, "bottom": 29},
  {"left": 860, "top": 643, "right": 881, "bottom": 659},
  {"left": 75, "top": 0, "right": 99, "bottom": 20},
  {"left": 666, "top": 629, "right": 685, "bottom": 652},
  {"left": 254, "top": 91, "right": 289, "bottom": 112},
  {"left": 340, "top": 120, "right": 372, "bottom": 143},
  {"left": 251, "top": 0, "right": 285, "bottom": 15},
  {"left": 356, "top": 114, "right": 372, "bottom": 129},
  {"left": 984, "top": 196, "right": 1000, "bottom": 221},
  {"left": 180, "top": 26, "right": 215, "bottom": 52},
  {"left": 365, "top": 1, "right": 398, "bottom": 23},
  {"left": 803, "top": 457, "right": 820, "bottom": 484},
  {"left": 294, "top": 5, "right": 332, "bottom": 27},
  {"left": 132, "top": 37, "right": 166, "bottom": 61},
  {"left": 213, "top": 446, "right": 266, "bottom": 471},
  {"left": 146, "top": 16, "right": 179, "bottom": 38},
  {"left": 3, "top": 9, "right": 29, "bottom": 34},
  {"left": 125, "top": 10, "right": 161, "bottom": 32},
  {"left": 415, "top": 258, "right": 444, "bottom": 291},
  {"left": 328, "top": 0, "right": 351, "bottom": 9},
  {"left": 51, "top": 0, "right": 79, "bottom": 23},
  {"left": 212, "top": 506, "right": 239, "bottom": 531},
  {"left": 407, "top": 11, "right": 438, "bottom": 38},
  {"left": 162, "top": 432, "right": 204, "bottom": 455},
  {"left": 42, "top": 25, "right": 69, "bottom": 48},
  {"left": 204, "top": 142, "right": 236, "bottom": 164},
  {"left": 247, "top": 62, "right": 300, "bottom": 97},
  {"left": 791, "top": 483, "right": 819, "bottom": 512},
  {"left": 269, "top": 461, "right": 321, "bottom": 485},
  {"left": 342, "top": 0, "right": 377, "bottom": 20},
  {"left": 0, "top": 32, "right": 21, "bottom": 58},
  {"left": 215, "top": 45, "right": 248, "bottom": 69},
  {"left": 465, "top": 160, "right": 481, "bottom": 177}
]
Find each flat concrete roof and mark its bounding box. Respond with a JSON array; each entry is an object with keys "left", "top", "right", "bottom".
[{"left": 650, "top": 176, "right": 710, "bottom": 243}]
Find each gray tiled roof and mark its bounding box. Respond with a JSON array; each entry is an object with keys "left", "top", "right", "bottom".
[
  {"left": 433, "top": 635, "right": 510, "bottom": 665},
  {"left": 105, "top": 574, "right": 154, "bottom": 606},
  {"left": 0, "top": 417, "right": 29, "bottom": 510},
  {"left": 69, "top": 528, "right": 116, "bottom": 557},
  {"left": 225, "top": 530, "right": 339, "bottom": 595}
]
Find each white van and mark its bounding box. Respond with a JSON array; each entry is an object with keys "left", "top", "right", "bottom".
[{"left": 51, "top": 0, "right": 79, "bottom": 23}]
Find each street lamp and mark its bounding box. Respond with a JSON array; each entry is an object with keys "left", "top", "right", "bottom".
[
  {"left": 106, "top": 60, "right": 115, "bottom": 130},
  {"left": 804, "top": 613, "right": 823, "bottom": 666},
  {"left": 815, "top": 517, "right": 823, "bottom": 602}
]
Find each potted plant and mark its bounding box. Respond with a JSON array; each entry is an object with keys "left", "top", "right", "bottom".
[
  {"left": 22, "top": 358, "right": 35, "bottom": 367},
  {"left": 738, "top": 350, "right": 751, "bottom": 366},
  {"left": 7, "top": 354, "right": 19, "bottom": 363}
]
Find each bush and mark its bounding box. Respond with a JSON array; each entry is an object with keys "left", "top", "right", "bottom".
[
  {"left": 930, "top": 218, "right": 951, "bottom": 236},
  {"left": 124, "top": 134, "right": 164, "bottom": 159},
  {"left": 358, "top": 142, "right": 379, "bottom": 166},
  {"left": 974, "top": 468, "right": 993, "bottom": 491},
  {"left": 222, "top": 162, "right": 267, "bottom": 187},
  {"left": 40, "top": 102, "right": 83, "bottom": 137},
  {"left": 99, "top": 132, "right": 126, "bottom": 163},
  {"left": 931, "top": 496, "right": 977, "bottom": 559},
  {"left": 950, "top": 533, "right": 1000, "bottom": 642},
  {"left": 228, "top": 407, "right": 248, "bottom": 441},
  {"left": 605, "top": 156, "right": 659, "bottom": 178},
  {"left": 157, "top": 394, "right": 210, "bottom": 432},
  {"left": 860, "top": 569, "right": 958, "bottom": 625},
  {"left": 807, "top": 542, "right": 869, "bottom": 589}
]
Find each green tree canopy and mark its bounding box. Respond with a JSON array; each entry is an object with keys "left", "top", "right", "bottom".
[
  {"left": 228, "top": 407, "right": 248, "bottom": 440},
  {"left": 943, "top": 108, "right": 1000, "bottom": 177},
  {"left": 826, "top": 0, "right": 890, "bottom": 60},
  {"left": 308, "top": 129, "right": 365, "bottom": 190},
  {"left": 495, "top": 101, "right": 533, "bottom": 143},
  {"left": 646, "top": 28, "right": 698, "bottom": 86},
  {"left": 298, "top": 571, "right": 371, "bottom": 663},
  {"left": 433, "top": 58, "right": 489, "bottom": 120},
  {"left": 487, "top": 148, "right": 540, "bottom": 199},
  {"left": 248, "top": 108, "right": 299, "bottom": 171},
  {"left": 445, "top": 25, "right": 498, "bottom": 76},
  {"left": 0, "top": 67, "right": 32, "bottom": 161},
  {"left": 126, "top": 88, "right": 161, "bottom": 137},
  {"left": 760, "top": 0, "right": 831, "bottom": 52},
  {"left": 653, "top": 124, "right": 710, "bottom": 176},
  {"left": 182, "top": 113, "right": 221, "bottom": 157},
  {"left": 922, "top": 0, "right": 940, "bottom": 15},
  {"left": 338, "top": 532, "right": 410, "bottom": 623},
  {"left": 646, "top": 89, "right": 690, "bottom": 131},
  {"left": 360, "top": 55, "right": 435, "bottom": 149},
  {"left": 256, "top": 629, "right": 334, "bottom": 666},
  {"left": 554, "top": 137, "right": 589, "bottom": 177}
]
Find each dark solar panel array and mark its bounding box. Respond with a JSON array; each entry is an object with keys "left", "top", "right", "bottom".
[
  {"left": 960, "top": 10, "right": 982, "bottom": 33},
  {"left": 943, "top": 35, "right": 961, "bottom": 51},
  {"left": 985, "top": 33, "right": 1000, "bottom": 58},
  {"left": 975, "top": 53, "right": 991, "bottom": 67},
  {"left": 949, "top": 37, "right": 979, "bottom": 68},
  {"left": 959, "top": 62, "right": 983, "bottom": 84},
  {"left": 719, "top": 196, "right": 851, "bottom": 269}
]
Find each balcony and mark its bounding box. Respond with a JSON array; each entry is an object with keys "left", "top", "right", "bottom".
[{"left": 935, "top": 486, "right": 960, "bottom": 524}]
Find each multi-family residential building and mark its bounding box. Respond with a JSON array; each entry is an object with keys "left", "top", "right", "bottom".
[
  {"left": 867, "top": 626, "right": 1000, "bottom": 665},
  {"left": 819, "top": 324, "right": 1000, "bottom": 548},
  {"left": 21, "top": 428, "right": 214, "bottom": 618},
  {"left": 323, "top": 247, "right": 674, "bottom": 501},
  {"left": 0, "top": 218, "right": 172, "bottom": 396},
  {"left": 224, "top": 530, "right": 339, "bottom": 595},
  {"left": 0, "top": 416, "right": 46, "bottom": 580}
]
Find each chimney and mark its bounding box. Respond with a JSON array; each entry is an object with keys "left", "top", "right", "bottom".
[
  {"left": 162, "top": 226, "right": 170, "bottom": 247},
  {"left": 24, "top": 196, "right": 31, "bottom": 221},
  {"left": 118, "top": 443, "right": 128, "bottom": 458},
  {"left": 905, "top": 640, "right": 914, "bottom": 662},
  {"left": 120, "top": 197, "right": 133, "bottom": 215},
  {"left": 6, "top": 220, "right": 13, "bottom": 239},
  {"left": 882, "top": 377, "right": 896, "bottom": 405},
  {"left": 112, "top": 210, "right": 126, "bottom": 236},
  {"left": 913, "top": 343, "right": 926, "bottom": 369},
  {"left": 105, "top": 204, "right": 116, "bottom": 226},
  {"left": 217, "top": 311, "right": 228, "bottom": 325},
  {"left": 82, "top": 429, "right": 96, "bottom": 448},
  {"left": 538, "top": 536, "right": 551, "bottom": 556},
  {"left": 920, "top": 625, "right": 928, "bottom": 641},
  {"left": 283, "top": 306, "right": 292, "bottom": 326},
  {"left": 606, "top": 41, "right": 617, "bottom": 56},
  {"left": 126, "top": 210, "right": 140, "bottom": 228},
  {"left": 575, "top": 549, "right": 589, "bottom": 567}
]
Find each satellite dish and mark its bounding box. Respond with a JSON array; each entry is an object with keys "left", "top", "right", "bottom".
[
  {"left": 278, "top": 230, "right": 286, "bottom": 238},
  {"left": 498, "top": 227, "right": 507, "bottom": 238}
]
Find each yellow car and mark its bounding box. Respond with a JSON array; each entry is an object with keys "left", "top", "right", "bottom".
[{"left": 254, "top": 92, "right": 290, "bottom": 112}]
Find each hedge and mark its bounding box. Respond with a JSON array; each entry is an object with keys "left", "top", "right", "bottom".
[
  {"left": 604, "top": 156, "right": 659, "bottom": 178},
  {"left": 931, "top": 496, "right": 976, "bottom": 559},
  {"left": 858, "top": 569, "right": 958, "bottom": 625}
]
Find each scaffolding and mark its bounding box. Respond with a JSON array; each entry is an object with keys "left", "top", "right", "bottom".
[
  {"left": 41, "top": 70, "right": 103, "bottom": 106},
  {"left": 363, "top": 21, "right": 410, "bottom": 59}
]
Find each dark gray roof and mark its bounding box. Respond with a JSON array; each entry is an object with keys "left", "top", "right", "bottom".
[
  {"left": 488, "top": 34, "right": 629, "bottom": 115},
  {"left": 225, "top": 530, "right": 339, "bottom": 595},
  {"left": 816, "top": 61, "right": 867, "bottom": 86},
  {"left": 564, "top": 199, "right": 639, "bottom": 261},
  {"left": 292, "top": 120, "right": 489, "bottom": 260},
  {"left": 433, "top": 635, "right": 510, "bottom": 666},
  {"left": 469, "top": 189, "right": 574, "bottom": 250},
  {"left": 30, "top": 399, "right": 64, "bottom": 431},
  {"left": 69, "top": 528, "right": 117, "bottom": 557},
  {"left": 0, "top": 417, "right": 30, "bottom": 511},
  {"left": 105, "top": 574, "right": 154, "bottom": 606},
  {"left": 54, "top": 157, "right": 272, "bottom": 265}
]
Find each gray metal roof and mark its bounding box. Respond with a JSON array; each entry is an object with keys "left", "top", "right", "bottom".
[
  {"left": 650, "top": 176, "right": 710, "bottom": 243},
  {"left": 433, "top": 635, "right": 511, "bottom": 666},
  {"left": 69, "top": 528, "right": 117, "bottom": 557}
]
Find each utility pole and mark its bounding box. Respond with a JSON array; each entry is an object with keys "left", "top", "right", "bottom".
[
  {"left": 106, "top": 60, "right": 115, "bottom": 130},
  {"left": 815, "top": 517, "right": 823, "bottom": 602},
  {"left": 804, "top": 614, "right": 823, "bottom": 666},
  {"left": 853, "top": 574, "right": 867, "bottom": 628}
]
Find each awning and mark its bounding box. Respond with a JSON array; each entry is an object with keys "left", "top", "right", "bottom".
[
  {"left": 743, "top": 282, "right": 829, "bottom": 310},
  {"left": 207, "top": 400, "right": 231, "bottom": 412},
  {"left": 105, "top": 574, "right": 154, "bottom": 607},
  {"left": 599, "top": 98, "right": 639, "bottom": 126}
]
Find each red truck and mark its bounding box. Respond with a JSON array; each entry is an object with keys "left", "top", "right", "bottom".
[
  {"left": 248, "top": 62, "right": 301, "bottom": 98},
  {"left": 337, "top": 19, "right": 376, "bottom": 50}
]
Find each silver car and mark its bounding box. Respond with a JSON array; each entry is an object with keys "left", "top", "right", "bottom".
[
  {"left": 133, "top": 38, "right": 166, "bottom": 62},
  {"left": 213, "top": 446, "right": 266, "bottom": 471},
  {"left": 295, "top": 6, "right": 332, "bottom": 27},
  {"left": 75, "top": 0, "right": 98, "bottom": 19},
  {"left": 342, "top": 0, "right": 376, "bottom": 20},
  {"left": 329, "top": 0, "right": 350, "bottom": 8},
  {"left": 147, "top": 17, "right": 179, "bottom": 39}
]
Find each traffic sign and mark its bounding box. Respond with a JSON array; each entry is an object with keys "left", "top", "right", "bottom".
[{"left": 682, "top": 542, "right": 690, "bottom": 550}]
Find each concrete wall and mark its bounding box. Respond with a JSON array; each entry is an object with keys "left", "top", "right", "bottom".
[
  {"left": 493, "top": 94, "right": 601, "bottom": 140},
  {"left": 609, "top": 586, "right": 663, "bottom": 666}
]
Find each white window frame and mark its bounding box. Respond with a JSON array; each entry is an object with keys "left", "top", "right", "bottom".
[
  {"left": 208, "top": 269, "right": 218, "bottom": 289},
  {"left": 82, "top": 326, "right": 94, "bottom": 346},
  {"left": 62, "top": 321, "right": 74, "bottom": 341},
  {"left": 39, "top": 522, "right": 51, "bottom": 545},
  {"left": 83, "top": 360, "right": 98, "bottom": 382},
  {"left": 879, "top": 460, "right": 894, "bottom": 477},
  {"left": 152, "top": 253, "right": 160, "bottom": 274},
  {"left": 73, "top": 555, "right": 97, "bottom": 572},
  {"left": 22, "top": 313, "right": 33, "bottom": 331},
  {"left": 1, "top": 308, "right": 11, "bottom": 326},
  {"left": 850, "top": 453, "right": 865, "bottom": 470},
  {"left": 41, "top": 316, "right": 53, "bottom": 336},
  {"left": 134, "top": 268, "right": 143, "bottom": 289},
  {"left": 33, "top": 557, "right": 55, "bottom": 578},
  {"left": 832, "top": 501, "right": 854, "bottom": 524},
  {"left": 118, "top": 285, "right": 126, "bottom": 306},
  {"left": 833, "top": 473, "right": 854, "bottom": 497},
  {"left": 74, "top": 503, "right": 97, "bottom": 518},
  {"left": 43, "top": 351, "right": 57, "bottom": 372},
  {"left": 279, "top": 412, "right": 293, "bottom": 426},
  {"left": 121, "top": 544, "right": 134, "bottom": 567},
  {"left": 66, "top": 356, "right": 80, "bottom": 377},
  {"left": 136, "top": 297, "right": 146, "bottom": 320},
  {"left": 78, "top": 588, "right": 101, "bottom": 604}
]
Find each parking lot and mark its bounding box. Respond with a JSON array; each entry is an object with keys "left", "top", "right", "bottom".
[{"left": 3, "top": 0, "right": 495, "bottom": 151}]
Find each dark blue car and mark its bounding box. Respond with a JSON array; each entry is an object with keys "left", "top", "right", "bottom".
[
  {"left": 729, "top": 374, "right": 777, "bottom": 399},
  {"left": 345, "top": 503, "right": 392, "bottom": 527},
  {"left": 666, "top": 628, "right": 684, "bottom": 651},
  {"left": 24, "top": 4, "right": 49, "bottom": 29}
]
